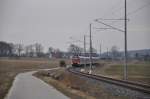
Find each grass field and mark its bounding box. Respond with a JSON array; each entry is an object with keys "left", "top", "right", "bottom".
[
  {"left": 0, "top": 58, "right": 69, "bottom": 99},
  {"left": 96, "top": 61, "right": 150, "bottom": 85}
]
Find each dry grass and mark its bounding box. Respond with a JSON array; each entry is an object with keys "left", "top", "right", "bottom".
[
  {"left": 34, "top": 69, "right": 93, "bottom": 99},
  {"left": 0, "top": 58, "right": 67, "bottom": 99},
  {"left": 35, "top": 68, "right": 128, "bottom": 99},
  {"left": 93, "top": 61, "right": 150, "bottom": 85},
  {"left": 105, "top": 62, "right": 150, "bottom": 84}
]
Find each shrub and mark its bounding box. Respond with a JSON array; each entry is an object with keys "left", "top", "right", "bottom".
[{"left": 59, "top": 60, "right": 66, "bottom": 67}]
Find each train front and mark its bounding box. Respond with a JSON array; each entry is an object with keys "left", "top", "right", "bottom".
[{"left": 71, "top": 55, "right": 80, "bottom": 67}]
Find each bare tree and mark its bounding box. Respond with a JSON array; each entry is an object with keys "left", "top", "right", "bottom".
[
  {"left": 34, "top": 43, "right": 43, "bottom": 57},
  {"left": 25, "top": 44, "right": 35, "bottom": 57},
  {"left": 68, "top": 44, "right": 83, "bottom": 55},
  {"left": 48, "top": 47, "right": 54, "bottom": 54},
  {"left": 9, "top": 43, "right": 15, "bottom": 56},
  {"left": 87, "top": 47, "right": 97, "bottom": 53},
  {"left": 15, "top": 44, "right": 23, "bottom": 57},
  {"left": 53, "top": 48, "right": 63, "bottom": 58},
  {"left": 47, "top": 47, "right": 54, "bottom": 58},
  {"left": 29, "top": 45, "right": 35, "bottom": 57},
  {"left": 111, "top": 45, "right": 120, "bottom": 59},
  {"left": 25, "top": 45, "right": 31, "bottom": 57},
  {"left": 0, "top": 41, "right": 13, "bottom": 56}
]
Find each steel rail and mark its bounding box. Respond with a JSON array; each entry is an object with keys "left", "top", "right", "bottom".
[{"left": 67, "top": 68, "right": 150, "bottom": 94}]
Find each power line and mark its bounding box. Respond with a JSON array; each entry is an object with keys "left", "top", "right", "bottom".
[
  {"left": 95, "top": 0, "right": 128, "bottom": 80},
  {"left": 96, "top": 0, "right": 150, "bottom": 29},
  {"left": 102, "top": 0, "right": 137, "bottom": 19},
  {"left": 127, "top": 2, "right": 150, "bottom": 16},
  {"left": 110, "top": 1, "right": 150, "bottom": 25},
  {"left": 94, "top": 19, "right": 124, "bottom": 32},
  {"left": 95, "top": 18, "right": 128, "bottom": 21},
  {"left": 102, "top": 0, "right": 123, "bottom": 18}
]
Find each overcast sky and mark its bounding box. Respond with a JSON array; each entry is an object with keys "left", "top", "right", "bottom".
[{"left": 0, "top": 0, "right": 150, "bottom": 52}]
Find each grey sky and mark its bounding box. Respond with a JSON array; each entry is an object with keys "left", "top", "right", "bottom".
[{"left": 0, "top": 0, "right": 150, "bottom": 52}]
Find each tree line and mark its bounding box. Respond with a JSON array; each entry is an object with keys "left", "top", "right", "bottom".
[
  {"left": 0, "top": 41, "right": 92, "bottom": 58},
  {"left": 0, "top": 41, "right": 149, "bottom": 60},
  {"left": 0, "top": 41, "right": 45, "bottom": 57},
  {"left": 0, "top": 41, "right": 118, "bottom": 59}
]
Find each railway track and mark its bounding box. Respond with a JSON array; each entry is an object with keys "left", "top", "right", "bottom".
[{"left": 67, "top": 67, "right": 150, "bottom": 95}]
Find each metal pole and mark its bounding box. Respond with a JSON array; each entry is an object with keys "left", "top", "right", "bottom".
[
  {"left": 84, "top": 35, "right": 86, "bottom": 70},
  {"left": 124, "top": 0, "right": 128, "bottom": 80},
  {"left": 99, "top": 44, "right": 101, "bottom": 59},
  {"left": 107, "top": 48, "right": 108, "bottom": 59},
  {"left": 89, "top": 23, "right": 92, "bottom": 74}
]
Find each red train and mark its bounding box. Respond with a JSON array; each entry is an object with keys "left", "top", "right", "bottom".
[{"left": 71, "top": 54, "right": 99, "bottom": 67}]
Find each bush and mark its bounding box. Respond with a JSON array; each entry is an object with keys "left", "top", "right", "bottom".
[{"left": 59, "top": 60, "right": 66, "bottom": 67}]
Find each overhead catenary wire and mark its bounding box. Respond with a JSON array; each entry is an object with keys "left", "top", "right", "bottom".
[
  {"left": 127, "top": 1, "right": 150, "bottom": 16},
  {"left": 95, "top": 0, "right": 128, "bottom": 80},
  {"left": 94, "top": 0, "right": 150, "bottom": 30},
  {"left": 94, "top": 19, "right": 124, "bottom": 32},
  {"left": 102, "top": 0, "right": 123, "bottom": 18},
  {"left": 102, "top": 0, "right": 137, "bottom": 20},
  {"left": 107, "top": 1, "right": 150, "bottom": 26}
]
